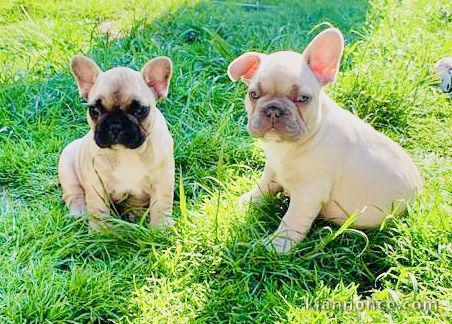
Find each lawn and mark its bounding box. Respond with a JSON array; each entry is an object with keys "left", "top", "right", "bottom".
[{"left": 0, "top": 0, "right": 451, "bottom": 322}]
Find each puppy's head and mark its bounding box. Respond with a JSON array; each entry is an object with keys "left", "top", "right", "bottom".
[
  {"left": 71, "top": 56, "right": 172, "bottom": 149},
  {"left": 228, "top": 28, "right": 344, "bottom": 142},
  {"left": 435, "top": 57, "right": 452, "bottom": 93}
]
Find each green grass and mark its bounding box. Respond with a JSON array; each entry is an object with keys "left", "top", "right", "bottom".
[{"left": 0, "top": 0, "right": 450, "bottom": 322}]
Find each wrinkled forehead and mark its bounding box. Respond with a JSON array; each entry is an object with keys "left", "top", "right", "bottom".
[
  {"left": 252, "top": 51, "right": 319, "bottom": 94},
  {"left": 89, "top": 67, "right": 154, "bottom": 109}
]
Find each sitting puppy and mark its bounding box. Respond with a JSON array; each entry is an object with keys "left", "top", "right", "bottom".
[
  {"left": 227, "top": 28, "right": 423, "bottom": 253},
  {"left": 58, "top": 55, "right": 175, "bottom": 228}
]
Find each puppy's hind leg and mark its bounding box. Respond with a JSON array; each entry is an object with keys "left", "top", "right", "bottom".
[{"left": 58, "top": 139, "right": 87, "bottom": 216}]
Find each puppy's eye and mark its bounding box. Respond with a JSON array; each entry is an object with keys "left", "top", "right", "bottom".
[
  {"left": 294, "top": 95, "right": 311, "bottom": 103},
  {"left": 129, "top": 100, "right": 149, "bottom": 119},
  {"left": 249, "top": 91, "right": 261, "bottom": 100},
  {"left": 89, "top": 105, "right": 102, "bottom": 118},
  {"left": 133, "top": 106, "right": 149, "bottom": 119}
]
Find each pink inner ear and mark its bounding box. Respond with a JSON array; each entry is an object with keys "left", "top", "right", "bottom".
[
  {"left": 74, "top": 66, "right": 98, "bottom": 99},
  {"left": 79, "top": 77, "right": 96, "bottom": 98},
  {"left": 229, "top": 54, "right": 260, "bottom": 81},
  {"left": 243, "top": 60, "right": 259, "bottom": 80},
  {"left": 308, "top": 43, "right": 339, "bottom": 84},
  {"left": 309, "top": 60, "right": 335, "bottom": 83},
  {"left": 146, "top": 76, "right": 169, "bottom": 99},
  {"left": 142, "top": 60, "right": 171, "bottom": 100},
  {"left": 305, "top": 29, "right": 343, "bottom": 85}
]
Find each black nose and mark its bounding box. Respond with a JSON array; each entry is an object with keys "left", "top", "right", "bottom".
[
  {"left": 108, "top": 123, "right": 124, "bottom": 138},
  {"left": 265, "top": 105, "right": 284, "bottom": 118}
]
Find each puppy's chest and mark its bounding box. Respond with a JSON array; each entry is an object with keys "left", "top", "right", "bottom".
[
  {"left": 95, "top": 153, "right": 152, "bottom": 201},
  {"left": 266, "top": 151, "right": 298, "bottom": 186},
  {"left": 264, "top": 145, "right": 319, "bottom": 189}
]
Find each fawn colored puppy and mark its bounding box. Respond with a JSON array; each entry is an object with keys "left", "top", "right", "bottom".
[
  {"left": 59, "top": 56, "right": 175, "bottom": 229},
  {"left": 228, "top": 28, "right": 423, "bottom": 253}
]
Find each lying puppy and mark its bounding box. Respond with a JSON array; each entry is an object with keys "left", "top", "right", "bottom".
[
  {"left": 228, "top": 28, "right": 423, "bottom": 253},
  {"left": 435, "top": 57, "right": 452, "bottom": 93},
  {"left": 58, "top": 56, "right": 175, "bottom": 228}
]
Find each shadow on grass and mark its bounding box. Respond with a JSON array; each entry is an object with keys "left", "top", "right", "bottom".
[{"left": 192, "top": 193, "right": 403, "bottom": 321}]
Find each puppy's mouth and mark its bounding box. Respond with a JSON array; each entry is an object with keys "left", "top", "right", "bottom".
[
  {"left": 246, "top": 101, "right": 304, "bottom": 141},
  {"left": 247, "top": 115, "right": 303, "bottom": 141},
  {"left": 94, "top": 113, "right": 146, "bottom": 149}
]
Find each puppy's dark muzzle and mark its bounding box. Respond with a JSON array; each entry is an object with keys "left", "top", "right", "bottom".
[
  {"left": 108, "top": 122, "right": 126, "bottom": 140},
  {"left": 94, "top": 113, "right": 145, "bottom": 149}
]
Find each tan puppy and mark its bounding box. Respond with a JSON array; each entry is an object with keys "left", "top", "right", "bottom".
[
  {"left": 228, "top": 28, "right": 423, "bottom": 253},
  {"left": 58, "top": 56, "right": 175, "bottom": 229}
]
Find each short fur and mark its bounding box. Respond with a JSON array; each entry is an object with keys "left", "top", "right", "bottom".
[
  {"left": 58, "top": 56, "right": 175, "bottom": 228},
  {"left": 228, "top": 28, "right": 423, "bottom": 253}
]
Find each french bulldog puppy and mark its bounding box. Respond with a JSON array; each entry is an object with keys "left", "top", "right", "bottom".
[
  {"left": 58, "top": 55, "right": 175, "bottom": 229},
  {"left": 228, "top": 28, "right": 423, "bottom": 253}
]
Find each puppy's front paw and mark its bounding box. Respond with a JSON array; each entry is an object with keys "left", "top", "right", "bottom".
[
  {"left": 264, "top": 232, "right": 297, "bottom": 254},
  {"left": 69, "top": 207, "right": 87, "bottom": 217},
  {"left": 238, "top": 191, "right": 256, "bottom": 209},
  {"left": 67, "top": 197, "right": 87, "bottom": 217}
]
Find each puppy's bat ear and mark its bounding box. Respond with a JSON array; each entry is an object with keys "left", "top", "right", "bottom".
[
  {"left": 227, "top": 52, "right": 262, "bottom": 83},
  {"left": 70, "top": 56, "right": 102, "bottom": 100},
  {"left": 303, "top": 28, "right": 344, "bottom": 85},
  {"left": 141, "top": 56, "right": 173, "bottom": 100}
]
